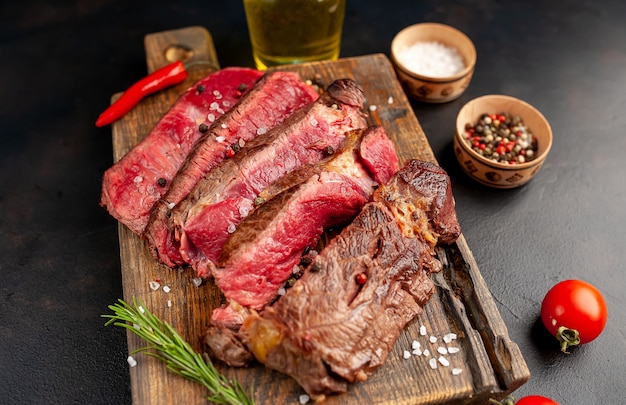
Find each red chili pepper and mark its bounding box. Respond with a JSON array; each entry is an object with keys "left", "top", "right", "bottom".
[{"left": 96, "top": 60, "right": 188, "bottom": 127}]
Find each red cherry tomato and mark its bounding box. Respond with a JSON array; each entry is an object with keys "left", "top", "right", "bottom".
[
  {"left": 516, "top": 395, "right": 559, "bottom": 405},
  {"left": 541, "top": 279, "right": 607, "bottom": 353}
]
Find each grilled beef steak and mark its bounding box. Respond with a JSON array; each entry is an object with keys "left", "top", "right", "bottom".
[
  {"left": 203, "top": 126, "right": 399, "bottom": 366},
  {"left": 172, "top": 79, "right": 368, "bottom": 277},
  {"left": 100, "top": 67, "right": 263, "bottom": 235},
  {"left": 237, "top": 160, "right": 460, "bottom": 401},
  {"left": 144, "top": 71, "right": 319, "bottom": 267}
]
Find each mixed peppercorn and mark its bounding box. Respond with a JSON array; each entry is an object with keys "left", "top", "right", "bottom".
[{"left": 463, "top": 113, "right": 538, "bottom": 164}]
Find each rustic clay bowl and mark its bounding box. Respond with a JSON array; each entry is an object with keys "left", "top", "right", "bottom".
[
  {"left": 454, "top": 94, "right": 553, "bottom": 189},
  {"left": 391, "top": 22, "right": 476, "bottom": 103}
]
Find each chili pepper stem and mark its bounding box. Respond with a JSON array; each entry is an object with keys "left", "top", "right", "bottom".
[{"left": 556, "top": 325, "right": 580, "bottom": 354}]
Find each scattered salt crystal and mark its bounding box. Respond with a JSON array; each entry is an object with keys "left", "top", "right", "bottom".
[
  {"left": 138, "top": 306, "right": 145, "bottom": 314},
  {"left": 299, "top": 394, "right": 310, "bottom": 404},
  {"left": 127, "top": 355, "right": 137, "bottom": 367},
  {"left": 238, "top": 138, "right": 245, "bottom": 148},
  {"left": 369, "top": 104, "right": 377, "bottom": 112},
  {"left": 437, "top": 346, "right": 448, "bottom": 355},
  {"left": 192, "top": 278, "right": 203, "bottom": 287},
  {"left": 239, "top": 205, "right": 250, "bottom": 217},
  {"left": 429, "top": 335, "right": 438, "bottom": 343},
  {"left": 387, "top": 96, "right": 394, "bottom": 104},
  {"left": 293, "top": 265, "right": 301, "bottom": 274},
  {"left": 403, "top": 350, "right": 411, "bottom": 359},
  {"left": 167, "top": 202, "right": 175, "bottom": 210},
  {"left": 412, "top": 348, "right": 422, "bottom": 356},
  {"left": 223, "top": 100, "right": 231, "bottom": 107},
  {"left": 221, "top": 123, "right": 227, "bottom": 129},
  {"left": 227, "top": 223, "right": 236, "bottom": 234},
  {"left": 448, "top": 347, "right": 460, "bottom": 354},
  {"left": 167, "top": 300, "right": 172, "bottom": 308},
  {"left": 213, "top": 90, "right": 222, "bottom": 98},
  {"left": 207, "top": 113, "right": 216, "bottom": 122},
  {"left": 429, "top": 358, "right": 437, "bottom": 369},
  {"left": 149, "top": 281, "right": 160, "bottom": 291},
  {"left": 133, "top": 176, "right": 143, "bottom": 183},
  {"left": 163, "top": 286, "right": 171, "bottom": 293},
  {"left": 310, "top": 118, "right": 318, "bottom": 126},
  {"left": 215, "top": 135, "right": 226, "bottom": 143},
  {"left": 411, "top": 340, "right": 421, "bottom": 350},
  {"left": 397, "top": 41, "right": 466, "bottom": 78},
  {"left": 331, "top": 103, "right": 338, "bottom": 109},
  {"left": 210, "top": 102, "right": 219, "bottom": 110},
  {"left": 256, "top": 127, "right": 267, "bottom": 135},
  {"left": 277, "top": 287, "right": 286, "bottom": 296},
  {"left": 452, "top": 368, "right": 463, "bottom": 375},
  {"left": 443, "top": 333, "right": 457, "bottom": 343},
  {"left": 419, "top": 325, "right": 427, "bottom": 336},
  {"left": 438, "top": 356, "right": 450, "bottom": 367},
  {"left": 423, "top": 349, "right": 430, "bottom": 356}
]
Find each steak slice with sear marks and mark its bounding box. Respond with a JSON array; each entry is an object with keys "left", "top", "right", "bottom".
[
  {"left": 237, "top": 160, "right": 460, "bottom": 401},
  {"left": 100, "top": 67, "right": 263, "bottom": 235},
  {"left": 144, "top": 71, "right": 319, "bottom": 267},
  {"left": 174, "top": 79, "right": 369, "bottom": 278},
  {"left": 202, "top": 126, "right": 399, "bottom": 367}
]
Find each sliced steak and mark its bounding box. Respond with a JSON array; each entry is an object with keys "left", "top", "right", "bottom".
[
  {"left": 101, "top": 67, "right": 263, "bottom": 235},
  {"left": 237, "top": 160, "right": 460, "bottom": 401},
  {"left": 203, "top": 126, "right": 399, "bottom": 366},
  {"left": 144, "top": 71, "right": 320, "bottom": 267},
  {"left": 173, "top": 79, "right": 368, "bottom": 277}
]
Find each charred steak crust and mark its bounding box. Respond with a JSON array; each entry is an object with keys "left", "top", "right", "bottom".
[
  {"left": 100, "top": 67, "right": 264, "bottom": 235},
  {"left": 143, "top": 71, "right": 319, "bottom": 267},
  {"left": 237, "top": 159, "right": 460, "bottom": 401}
]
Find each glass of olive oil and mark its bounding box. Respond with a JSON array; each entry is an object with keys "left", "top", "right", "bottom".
[{"left": 243, "top": 0, "right": 346, "bottom": 70}]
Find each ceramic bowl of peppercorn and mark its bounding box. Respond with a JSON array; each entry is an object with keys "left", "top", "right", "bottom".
[
  {"left": 454, "top": 94, "right": 553, "bottom": 189},
  {"left": 391, "top": 22, "right": 477, "bottom": 103}
]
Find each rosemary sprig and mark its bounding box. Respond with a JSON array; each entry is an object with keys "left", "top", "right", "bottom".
[{"left": 102, "top": 297, "right": 254, "bottom": 405}]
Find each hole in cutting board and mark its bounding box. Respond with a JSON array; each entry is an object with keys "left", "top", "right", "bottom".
[{"left": 165, "top": 45, "right": 194, "bottom": 63}]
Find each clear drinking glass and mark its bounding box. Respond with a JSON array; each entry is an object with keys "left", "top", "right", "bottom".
[{"left": 243, "top": 0, "right": 346, "bottom": 70}]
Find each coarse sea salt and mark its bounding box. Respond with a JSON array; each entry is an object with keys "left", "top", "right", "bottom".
[
  {"left": 127, "top": 355, "right": 137, "bottom": 367},
  {"left": 397, "top": 41, "right": 465, "bottom": 78},
  {"left": 429, "top": 358, "right": 437, "bottom": 369}
]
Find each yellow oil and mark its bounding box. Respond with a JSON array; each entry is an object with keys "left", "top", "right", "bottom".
[{"left": 243, "top": 0, "right": 346, "bottom": 70}]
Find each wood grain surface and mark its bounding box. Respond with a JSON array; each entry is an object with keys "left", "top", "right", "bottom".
[{"left": 109, "top": 26, "right": 529, "bottom": 405}]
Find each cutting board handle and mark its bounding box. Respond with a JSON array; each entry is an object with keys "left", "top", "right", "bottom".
[{"left": 143, "top": 26, "right": 220, "bottom": 74}]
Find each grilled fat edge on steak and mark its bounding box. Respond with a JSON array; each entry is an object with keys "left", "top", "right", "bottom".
[
  {"left": 202, "top": 125, "right": 399, "bottom": 367},
  {"left": 237, "top": 160, "right": 461, "bottom": 401}
]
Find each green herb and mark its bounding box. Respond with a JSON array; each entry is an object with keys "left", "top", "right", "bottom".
[{"left": 102, "top": 298, "right": 254, "bottom": 405}]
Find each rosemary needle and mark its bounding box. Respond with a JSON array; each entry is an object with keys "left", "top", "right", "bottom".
[{"left": 102, "top": 297, "right": 254, "bottom": 405}]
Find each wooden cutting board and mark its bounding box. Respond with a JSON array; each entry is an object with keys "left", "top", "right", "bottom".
[{"left": 109, "top": 26, "right": 530, "bottom": 405}]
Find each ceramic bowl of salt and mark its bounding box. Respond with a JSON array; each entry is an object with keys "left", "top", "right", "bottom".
[{"left": 391, "top": 22, "right": 476, "bottom": 103}]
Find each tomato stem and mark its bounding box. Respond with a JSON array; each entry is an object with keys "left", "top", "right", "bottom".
[
  {"left": 488, "top": 396, "right": 515, "bottom": 405},
  {"left": 556, "top": 325, "right": 580, "bottom": 353}
]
